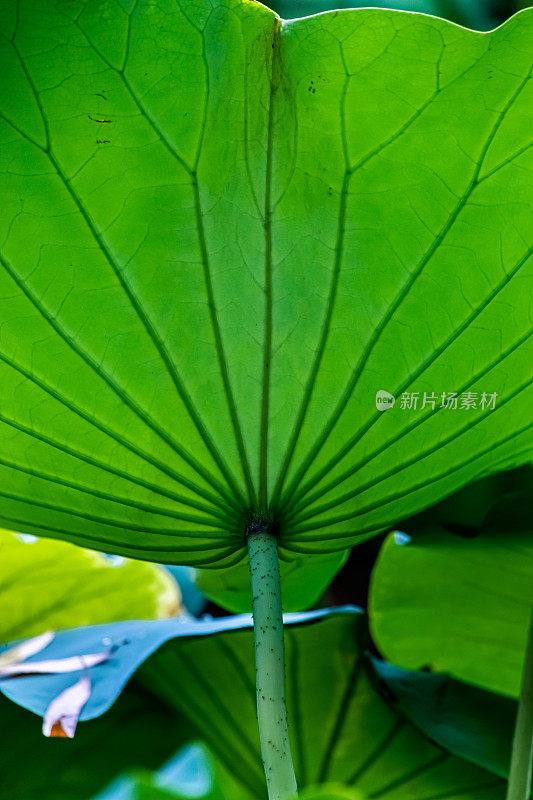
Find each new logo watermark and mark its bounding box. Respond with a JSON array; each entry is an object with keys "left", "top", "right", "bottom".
[
  {"left": 375, "top": 390, "right": 396, "bottom": 411},
  {"left": 375, "top": 390, "right": 498, "bottom": 412}
]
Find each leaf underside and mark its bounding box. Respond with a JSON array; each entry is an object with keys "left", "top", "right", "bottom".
[
  {"left": 0, "top": 0, "right": 531, "bottom": 563},
  {"left": 139, "top": 610, "right": 515, "bottom": 798}
]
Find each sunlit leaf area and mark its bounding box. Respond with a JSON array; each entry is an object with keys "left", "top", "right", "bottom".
[{"left": 0, "top": 0, "right": 531, "bottom": 798}]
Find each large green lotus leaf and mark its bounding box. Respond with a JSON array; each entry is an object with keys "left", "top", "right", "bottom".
[
  {"left": 0, "top": 1, "right": 532, "bottom": 564},
  {"left": 139, "top": 609, "right": 517, "bottom": 798},
  {"left": 194, "top": 549, "right": 349, "bottom": 613},
  {"left": 0, "top": 687, "right": 189, "bottom": 800},
  {"left": 0, "top": 531, "right": 180, "bottom": 643},
  {"left": 369, "top": 521, "right": 533, "bottom": 697}
]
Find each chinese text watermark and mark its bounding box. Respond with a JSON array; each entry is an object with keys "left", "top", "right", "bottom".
[{"left": 375, "top": 390, "right": 498, "bottom": 412}]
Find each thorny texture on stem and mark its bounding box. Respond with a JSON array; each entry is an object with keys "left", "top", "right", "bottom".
[{"left": 248, "top": 522, "right": 298, "bottom": 800}]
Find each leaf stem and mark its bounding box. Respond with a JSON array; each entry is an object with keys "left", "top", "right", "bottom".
[
  {"left": 506, "top": 607, "right": 533, "bottom": 800},
  {"left": 248, "top": 524, "right": 298, "bottom": 800}
]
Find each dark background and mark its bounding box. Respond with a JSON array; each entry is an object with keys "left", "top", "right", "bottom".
[{"left": 268, "top": 0, "right": 531, "bottom": 30}]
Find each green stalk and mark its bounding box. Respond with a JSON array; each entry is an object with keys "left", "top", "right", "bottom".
[
  {"left": 248, "top": 525, "right": 298, "bottom": 800},
  {"left": 506, "top": 608, "right": 533, "bottom": 800}
]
